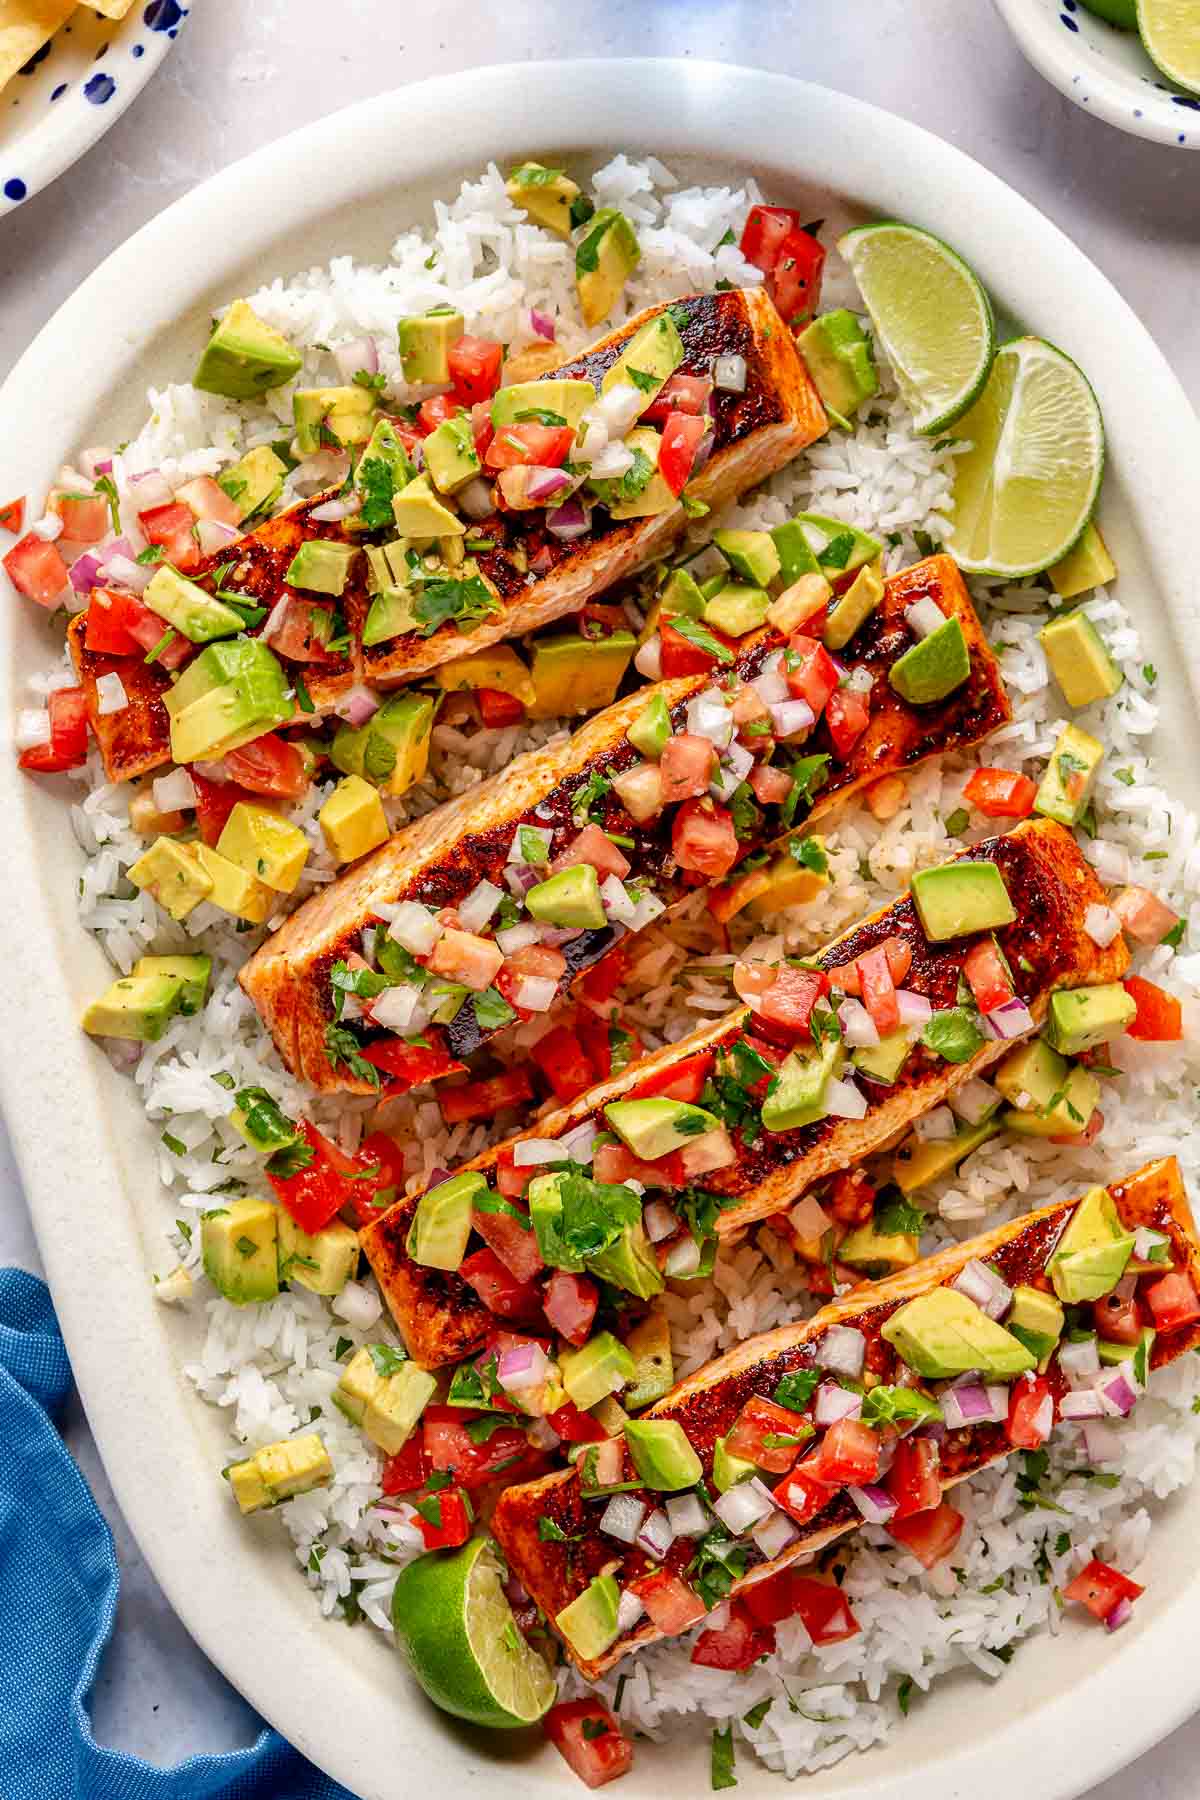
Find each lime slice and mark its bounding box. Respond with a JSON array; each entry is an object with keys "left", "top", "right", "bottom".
[
  {"left": 837, "top": 222, "right": 995, "bottom": 435},
  {"left": 1137, "top": 0, "right": 1200, "bottom": 94},
  {"left": 947, "top": 338, "right": 1105, "bottom": 579},
  {"left": 391, "top": 1536, "right": 556, "bottom": 1729}
]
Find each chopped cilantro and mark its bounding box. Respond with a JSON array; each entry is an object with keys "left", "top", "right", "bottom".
[
  {"left": 710, "top": 1725, "right": 737, "bottom": 1791},
  {"left": 367, "top": 1343, "right": 408, "bottom": 1378},
  {"left": 772, "top": 1367, "right": 820, "bottom": 1411},
  {"left": 921, "top": 1006, "right": 985, "bottom": 1064},
  {"left": 876, "top": 1191, "right": 927, "bottom": 1237},
  {"left": 413, "top": 574, "right": 501, "bottom": 638},
  {"left": 161, "top": 1131, "right": 186, "bottom": 1156},
  {"left": 474, "top": 985, "right": 517, "bottom": 1033},
  {"left": 944, "top": 807, "right": 970, "bottom": 836},
  {"left": 537, "top": 1517, "right": 582, "bottom": 1544},
  {"left": 789, "top": 835, "right": 828, "bottom": 874},
  {"left": 780, "top": 753, "right": 831, "bottom": 829},
  {"left": 670, "top": 618, "right": 735, "bottom": 665},
  {"left": 323, "top": 1022, "right": 380, "bottom": 1088}
]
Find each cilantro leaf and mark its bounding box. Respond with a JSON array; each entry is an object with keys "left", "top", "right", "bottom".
[
  {"left": 772, "top": 1367, "right": 820, "bottom": 1411},
  {"left": 323, "top": 1023, "right": 381, "bottom": 1088},
  {"left": 474, "top": 986, "right": 517, "bottom": 1033},
  {"left": 875, "top": 1191, "right": 927, "bottom": 1236},
  {"left": 781, "top": 753, "right": 831, "bottom": 829},
  {"left": 921, "top": 1006, "right": 985, "bottom": 1064},
  {"left": 711, "top": 1726, "right": 737, "bottom": 1791},
  {"left": 368, "top": 1343, "right": 408, "bottom": 1378},
  {"left": 412, "top": 574, "right": 500, "bottom": 638},
  {"left": 670, "top": 617, "right": 735, "bottom": 665}
]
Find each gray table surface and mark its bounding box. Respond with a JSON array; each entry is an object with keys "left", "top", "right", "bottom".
[{"left": 2, "top": 0, "right": 1198, "bottom": 1788}]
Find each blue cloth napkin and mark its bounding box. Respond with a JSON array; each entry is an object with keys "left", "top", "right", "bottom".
[{"left": 0, "top": 1268, "right": 358, "bottom": 1800}]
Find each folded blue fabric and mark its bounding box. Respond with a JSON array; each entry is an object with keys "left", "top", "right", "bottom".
[{"left": 0, "top": 1268, "right": 357, "bottom": 1800}]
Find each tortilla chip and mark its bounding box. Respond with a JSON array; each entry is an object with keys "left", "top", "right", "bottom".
[
  {"left": 77, "top": 0, "right": 137, "bottom": 15},
  {"left": 0, "top": 0, "right": 76, "bottom": 89}
]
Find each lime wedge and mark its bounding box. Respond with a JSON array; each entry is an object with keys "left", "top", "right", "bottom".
[
  {"left": 837, "top": 222, "right": 995, "bottom": 435},
  {"left": 391, "top": 1536, "right": 556, "bottom": 1729},
  {"left": 1137, "top": 0, "right": 1200, "bottom": 94},
  {"left": 947, "top": 338, "right": 1105, "bottom": 579}
]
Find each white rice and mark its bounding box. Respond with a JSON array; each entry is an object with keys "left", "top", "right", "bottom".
[{"left": 41, "top": 155, "right": 1200, "bottom": 1778}]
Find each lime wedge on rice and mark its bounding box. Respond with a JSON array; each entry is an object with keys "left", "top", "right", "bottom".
[
  {"left": 391, "top": 1536, "right": 556, "bottom": 1729},
  {"left": 947, "top": 337, "right": 1105, "bottom": 579},
  {"left": 837, "top": 221, "right": 995, "bottom": 435},
  {"left": 1137, "top": 0, "right": 1200, "bottom": 95}
]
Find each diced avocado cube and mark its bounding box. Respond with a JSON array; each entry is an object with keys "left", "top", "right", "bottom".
[
  {"left": 793, "top": 513, "right": 882, "bottom": 576},
  {"left": 354, "top": 419, "right": 416, "bottom": 513},
  {"left": 589, "top": 1395, "right": 629, "bottom": 1439},
  {"left": 889, "top": 615, "right": 970, "bottom": 705},
  {"left": 506, "top": 162, "right": 584, "bottom": 238},
  {"left": 622, "top": 1305, "right": 674, "bottom": 1410},
  {"left": 219, "top": 445, "right": 288, "bottom": 522},
  {"left": 839, "top": 1214, "right": 920, "bottom": 1272},
  {"left": 398, "top": 308, "right": 464, "bottom": 385},
  {"left": 556, "top": 1574, "right": 621, "bottom": 1662},
  {"left": 892, "top": 1118, "right": 1001, "bottom": 1194},
  {"left": 1045, "top": 983, "right": 1137, "bottom": 1058},
  {"left": 254, "top": 1432, "right": 333, "bottom": 1505},
  {"left": 760, "top": 1038, "right": 844, "bottom": 1134},
  {"left": 601, "top": 312, "right": 684, "bottom": 411},
  {"left": 319, "top": 774, "right": 389, "bottom": 864},
  {"left": 994, "top": 1037, "right": 1069, "bottom": 1112},
  {"left": 285, "top": 538, "right": 360, "bottom": 597},
  {"left": 824, "top": 557, "right": 884, "bottom": 652},
  {"left": 628, "top": 691, "right": 672, "bottom": 761},
  {"left": 1007, "top": 1284, "right": 1065, "bottom": 1369},
  {"left": 1039, "top": 610, "right": 1123, "bottom": 709},
  {"left": 624, "top": 1418, "right": 702, "bottom": 1492},
  {"left": 526, "top": 863, "right": 607, "bottom": 930},
  {"left": 362, "top": 586, "right": 419, "bottom": 647},
  {"left": 202, "top": 1196, "right": 279, "bottom": 1305},
  {"left": 703, "top": 582, "right": 771, "bottom": 639},
  {"left": 766, "top": 572, "right": 833, "bottom": 636},
  {"left": 1033, "top": 722, "right": 1103, "bottom": 827},
  {"left": 132, "top": 953, "right": 211, "bottom": 1015},
  {"left": 529, "top": 631, "right": 636, "bottom": 719},
  {"left": 193, "top": 300, "right": 303, "bottom": 401},
  {"left": 217, "top": 802, "right": 309, "bottom": 893},
  {"left": 127, "top": 838, "right": 213, "bottom": 921},
  {"left": 713, "top": 529, "right": 782, "bottom": 589},
  {"left": 1004, "top": 1064, "right": 1099, "bottom": 1139},
  {"left": 330, "top": 692, "right": 435, "bottom": 798},
  {"left": 435, "top": 644, "right": 535, "bottom": 705},
  {"left": 604, "top": 1097, "right": 720, "bottom": 1162},
  {"left": 744, "top": 840, "right": 830, "bottom": 920},
  {"left": 604, "top": 426, "right": 675, "bottom": 523},
  {"left": 1098, "top": 1326, "right": 1155, "bottom": 1368},
  {"left": 698, "top": 573, "right": 727, "bottom": 602},
  {"left": 406, "top": 1170, "right": 485, "bottom": 1271},
  {"left": 797, "top": 309, "right": 878, "bottom": 419},
  {"left": 492, "top": 379, "right": 596, "bottom": 432},
  {"left": 331, "top": 1345, "right": 377, "bottom": 1426},
  {"left": 192, "top": 844, "right": 275, "bottom": 924},
  {"left": 657, "top": 567, "right": 706, "bottom": 624},
  {"left": 528, "top": 1172, "right": 585, "bottom": 1273},
  {"left": 144, "top": 565, "right": 244, "bottom": 643},
  {"left": 560, "top": 1332, "right": 636, "bottom": 1410},
  {"left": 575, "top": 209, "right": 640, "bottom": 328},
  {"left": 390, "top": 473, "right": 465, "bottom": 538},
  {"left": 881, "top": 1287, "right": 1035, "bottom": 1381},
  {"left": 278, "top": 1212, "right": 359, "bottom": 1296},
  {"left": 227, "top": 1456, "right": 270, "bottom": 1514},
  {"left": 1049, "top": 522, "right": 1117, "bottom": 601},
  {"left": 771, "top": 518, "right": 823, "bottom": 584},
  {"left": 165, "top": 638, "right": 291, "bottom": 765},
  {"left": 712, "top": 1433, "right": 757, "bottom": 1493},
  {"left": 293, "top": 384, "right": 375, "bottom": 455},
  {"left": 333, "top": 1347, "right": 436, "bottom": 1454},
  {"left": 82, "top": 972, "right": 187, "bottom": 1043},
  {"left": 424, "top": 414, "right": 482, "bottom": 495},
  {"left": 850, "top": 1027, "right": 913, "bottom": 1088},
  {"left": 1053, "top": 1238, "right": 1135, "bottom": 1304},
  {"left": 588, "top": 1220, "right": 664, "bottom": 1301},
  {"left": 1053, "top": 1184, "right": 1124, "bottom": 1259},
  {"left": 911, "top": 861, "right": 1016, "bottom": 942}
]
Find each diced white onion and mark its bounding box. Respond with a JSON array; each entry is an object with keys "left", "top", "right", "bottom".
[
  {"left": 951, "top": 1258, "right": 1012, "bottom": 1321},
  {"left": 844, "top": 665, "right": 874, "bottom": 695},
  {"left": 513, "top": 975, "right": 558, "bottom": 1012},
  {"left": 616, "top": 1589, "right": 645, "bottom": 1634},
  {"left": 629, "top": 890, "right": 667, "bottom": 931},
  {"left": 816, "top": 1324, "right": 866, "bottom": 1378},
  {"left": 1060, "top": 1389, "right": 1104, "bottom": 1420},
  {"left": 30, "top": 512, "right": 64, "bottom": 541},
  {"left": 600, "top": 874, "right": 639, "bottom": 925},
  {"left": 95, "top": 672, "right": 128, "bottom": 715},
  {"left": 666, "top": 1491, "right": 708, "bottom": 1538},
  {"left": 814, "top": 1381, "right": 862, "bottom": 1427},
  {"left": 332, "top": 1280, "right": 382, "bottom": 1329},
  {"left": 559, "top": 1119, "right": 598, "bottom": 1165},
  {"left": 664, "top": 1236, "right": 702, "bottom": 1278},
  {"left": 837, "top": 998, "right": 878, "bottom": 1048},
  {"left": 637, "top": 1507, "right": 674, "bottom": 1561},
  {"left": 1084, "top": 903, "right": 1122, "bottom": 948},
  {"left": 513, "top": 1137, "right": 567, "bottom": 1167},
  {"left": 714, "top": 1480, "right": 774, "bottom": 1535},
  {"left": 687, "top": 689, "right": 734, "bottom": 749},
  {"left": 370, "top": 985, "right": 429, "bottom": 1034},
  {"left": 905, "top": 597, "right": 945, "bottom": 639},
  {"left": 589, "top": 438, "right": 637, "bottom": 481},
  {"left": 914, "top": 1105, "right": 958, "bottom": 1143},
  {"left": 496, "top": 921, "right": 543, "bottom": 956},
  {"left": 750, "top": 667, "right": 789, "bottom": 707},
  {"left": 15, "top": 709, "right": 51, "bottom": 750},
  {"left": 386, "top": 901, "right": 443, "bottom": 958},
  {"left": 751, "top": 1510, "right": 799, "bottom": 1561},
  {"left": 575, "top": 416, "right": 610, "bottom": 463},
  {"left": 710, "top": 740, "right": 754, "bottom": 801},
  {"left": 895, "top": 989, "right": 933, "bottom": 1027},
  {"left": 823, "top": 1075, "right": 868, "bottom": 1120},
  {"left": 769, "top": 698, "right": 815, "bottom": 739},
  {"left": 1059, "top": 1337, "right": 1101, "bottom": 1383},
  {"left": 634, "top": 635, "right": 662, "bottom": 681},
  {"left": 600, "top": 1494, "right": 646, "bottom": 1544},
  {"left": 950, "top": 1077, "right": 1000, "bottom": 1127},
  {"left": 508, "top": 823, "right": 553, "bottom": 865},
  {"left": 457, "top": 878, "right": 503, "bottom": 933},
  {"left": 643, "top": 1200, "right": 680, "bottom": 1244},
  {"left": 593, "top": 386, "right": 646, "bottom": 442},
  {"left": 152, "top": 768, "right": 197, "bottom": 813},
  {"left": 713, "top": 354, "right": 747, "bottom": 392},
  {"left": 1133, "top": 1227, "right": 1168, "bottom": 1262}
]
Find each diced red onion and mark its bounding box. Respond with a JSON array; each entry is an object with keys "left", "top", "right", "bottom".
[
  {"left": 457, "top": 878, "right": 504, "bottom": 933},
  {"left": 664, "top": 1236, "right": 702, "bottom": 1278},
  {"left": 504, "top": 861, "right": 542, "bottom": 897},
  {"left": 195, "top": 518, "right": 241, "bottom": 556},
  {"left": 1096, "top": 1365, "right": 1140, "bottom": 1417},
  {"left": 824, "top": 1076, "right": 868, "bottom": 1120},
  {"left": 529, "top": 307, "right": 557, "bottom": 342},
  {"left": 600, "top": 1493, "right": 646, "bottom": 1544},
  {"left": 815, "top": 1381, "right": 863, "bottom": 1427},
  {"left": 129, "top": 471, "right": 174, "bottom": 511},
  {"left": 513, "top": 975, "right": 558, "bottom": 1012},
  {"left": 848, "top": 1483, "right": 898, "bottom": 1525},
  {"left": 546, "top": 497, "right": 591, "bottom": 542},
  {"left": 837, "top": 998, "right": 879, "bottom": 1049},
  {"left": 559, "top": 1121, "right": 598, "bottom": 1165},
  {"left": 337, "top": 684, "right": 381, "bottom": 727},
  {"left": 987, "top": 996, "right": 1035, "bottom": 1039},
  {"left": 816, "top": 1324, "right": 866, "bottom": 1378},
  {"left": 527, "top": 1416, "right": 561, "bottom": 1452},
  {"left": 309, "top": 495, "right": 362, "bottom": 524},
  {"left": 1133, "top": 1227, "right": 1168, "bottom": 1262},
  {"left": 95, "top": 672, "right": 128, "bottom": 715},
  {"left": 905, "top": 597, "right": 945, "bottom": 639},
  {"left": 1059, "top": 1389, "right": 1105, "bottom": 1421},
  {"left": 496, "top": 921, "right": 543, "bottom": 957},
  {"left": 1105, "top": 1596, "right": 1134, "bottom": 1633},
  {"left": 526, "top": 465, "right": 573, "bottom": 502},
  {"left": 895, "top": 988, "right": 934, "bottom": 1028},
  {"left": 616, "top": 1589, "right": 645, "bottom": 1634},
  {"left": 643, "top": 1201, "right": 680, "bottom": 1244},
  {"left": 950, "top": 1077, "right": 1000, "bottom": 1127},
  {"left": 751, "top": 1510, "right": 800, "bottom": 1560},
  {"left": 15, "top": 709, "right": 51, "bottom": 751},
  {"left": 914, "top": 1105, "right": 958, "bottom": 1144},
  {"left": 665, "top": 1491, "right": 708, "bottom": 1538},
  {"left": 635, "top": 635, "right": 663, "bottom": 682},
  {"left": 951, "top": 1258, "right": 1012, "bottom": 1320},
  {"left": 456, "top": 477, "right": 494, "bottom": 522},
  {"left": 497, "top": 1341, "right": 550, "bottom": 1393},
  {"left": 1059, "top": 1337, "right": 1101, "bottom": 1383},
  {"left": 512, "top": 1137, "right": 564, "bottom": 1168},
  {"left": 1084, "top": 903, "right": 1121, "bottom": 948},
  {"left": 941, "top": 1382, "right": 1007, "bottom": 1428},
  {"left": 332, "top": 1280, "right": 382, "bottom": 1329},
  {"left": 714, "top": 1481, "right": 774, "bottom": 1536},
  {"left": 68, "top": 549, "right": 107, "bottom": 595},
  {"left": 152, "top": 768, "right": 197, "bottom": 812},
  {"left": 537, "top": 924, "right": 585, "bottom": 948},
  {"left": 769, "top": 698, "right": 816, "bottom": 740},
  {"left": 80, "top": 447, "right": 114, "bottom": 480},
  {"left": 371, "top": 985, "right": 429, "bottom": 1034},
  {"left": 636, "top": 1507, "right": 675, "bottom": 1561},
  {"left": 713, "top": 353, "right": 747, "bottom": 392},
  {"left": 98, "top": 1035, "right": 142, "bottom": 1073},
  {"left": 750, "top": 666, "right": 789, "bottom": 707},
  {"left": 690, "top": 428, "right": 716, "bottom": 478},
  {"left": 710, "top": 741, "right": 755, "bottom": 802},
  {"left": 385, "top": 901, "right": 443, "bottom": 957},
  {"left": 601, "top": 875, "right": 638, "bottom": 926},
  {"left": 332, "top": 334, "right": 379, "bottom": 383}
]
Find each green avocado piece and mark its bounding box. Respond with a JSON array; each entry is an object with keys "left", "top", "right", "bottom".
[
  {"left": 622, "top": 1306, "right": 674, "bottom": 1410},
  {"left": 881, "top": 1285, "right": 1035, "bottom": 1380},
  {"left": 628, "top": 691, "right": 672, "bottom": 760},
  {"left": 824, "top": 558, "right": 884, "bottom": 652},
  {"left": 601, "top": 312, "right": 684, "bottom": 409},
  {"left": 506, "top": 162, "right": 584, "bottom": 239},
  {"left": 126, "top": 839, "right": 212, "bottom": 921},
  {"left": 839, "top": 1215, "right": 920, "bottom": 1272},
  {"left": 623, "top": 1418, "right": 702, "bottom": 1493},
  {"left": 712, "top": 529, "right": 781, "bottom": 588},
  {"left": 1049, "top": 522, "right": 1118, "bottom": 600},
  {"left": 850, "top": 1027, "right": 913, "bottom": 1087},
  {"left": 1053, "top": 1239, "right": 1135, "bottom": 1304},
  {"left": 361, "top": 586, "right": 420, "bottom": 647},
  {"left": 760, "top": 1037, "right": 844, "bottom": 1134},
  {"left": 1007, "top": 1284, "right": 1065, "bottom": 1369},
  {"left": 771, "top": 518, "right": 823, "bottom": 584},
  {"left": 132, "top": 953, "right": 211, "bottom": 1015},
  {"left": 1004, "top": 1065, "right": 1099, "bottom": 1139},
  {"left": 793, "top": 513, "right": 882, "bottom": 576},
  {"left": 1039, "top": 611, "right": 1124, "bottom": 709},
  {"left": 560, "top": 1332, "right": 636, "bottom": 1410},
  {"left": 556, "top": 1574, "right": 621, "bottom": 1662},
  {"left": 526, "top": 863, "right": 607, "bottom": 930},
  {"left": 333, "top": 1347, "right": 436, "bottom": 1454},
  {"left": 911, "top": 860, "right": 1016, "bottom": 942},
  {"left": 575, "top": 209, "right": 640, "bottom": 328},
  {"left": 405, "top": 1171, "right": 486, "bottom": 1271},
  {"left": 491, "top": 379, "right": 597, "bottom": 432},
  {"left": 1034, "top": 722, "right": 1103, "bottom": 826},
  {"left": 143, "top": 565, "right": 244, "bottom": 644},
  {"left": 286, "top": 538, "right": 360, "bottom": 597},
  {"left": 398, "top": 307, "right": 464, "bottom": 385},
  {"left": 603, "top": 426, "right": 675, "bottom": 522},
  {"left": 588, "top": 1220, "right": 664, "bottom": 1301},
  {"left": 165, "top": 637, "right": 292, "bottom": 764},
  {"left": 712, "top": 1432, "right": 757, "bottom": 1492},
  {"left": 330, "top": 692, "right": 435, "bottom": 797},
  {"left": 703, "top": 582, "right": 771, "bottom": 639},
  {"left": 193, "top": 300, "right": 303, "bottom": 400},
  {"left": 994, "top": 1037, "right": 1068, "bottom": 1111},
  {"left": 603, "top": 1097, "right": 720, "bottom": 1161},
  {"left": 424, "top": 414, "right": 483, "bottom": 495},
  {"left": 354, "top": 418, "right": 416, "bottom": 515},
  {"left": 390, "top": 473, "right": 465, "bottom": 538},
  {"left": 1051, "top": 1184, "right": 1125, "bottom": 1259},
  {"left": 1098, "top": 1326, "right": 1155, "bottom": 1368},
  {"left": 797, "top": 309, "right": 878, "bottom": 419},
  {"left": 1044, "top": 983, "right": 1137, "bottom": 1058},
  {"left": 528, "top": 632, "right": 636, "bottom": 719},
  {"left": 278, "top": 1212, "right": 359, "bottom": 1296},
  {"left": 893, "top": 1118, "right": 1001, "bottom": 1194},
  {"left": 293, "top": 384, "right": 375, "bottom": 455},
  {"left": 527, "top": 1172, "right": 585, "bottom": 1273},
  {"left": 218, "top": 445, "right": 288, "bottom": 522},
  {"left": 659, "top": 566, "right": 707, "bottom": 620},
  {"left": 81, "top": 972, "right": 186, "bottom": 1043},
  {"left": 202, "top": 1197, "right": 279, "bottom": 1305},
  {"left": 889, "top": 615, "right": 970, "bottom": 704}
]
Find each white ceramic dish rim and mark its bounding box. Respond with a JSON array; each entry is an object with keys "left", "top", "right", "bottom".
[
  {"left": 1, "top": 59, "right": 1200, "bottom": 1800},
  {"left": 992, "top": 0, "right": 1200, "bottom": 147}
]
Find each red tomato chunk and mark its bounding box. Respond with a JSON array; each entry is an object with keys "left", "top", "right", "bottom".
[{"left": 543, "top": 1700, "right": 633, "bottom": 1789}]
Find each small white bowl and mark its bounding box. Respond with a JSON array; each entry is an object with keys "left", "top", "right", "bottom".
[{"left": 993, "top": 0, "right": 1200, "bottom": 147}]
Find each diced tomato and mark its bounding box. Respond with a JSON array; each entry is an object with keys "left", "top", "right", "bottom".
[
  {"left": 691, "top": 1598, "right": 776, "bottom": 1670},
  {"left": 747, "top": 762, "right": 793, "bottom": 806},
  {"left": 360, "top": 1037, "right": 466, "bottom": 1092},
  {"left": 742, "top": 1569, "right": 858, "bottom": 1643},
  {"left": 472, "top": 1195, "right": 544, "bottom": 1285},
  {"left": 459, "top": 1246, "right": 544, "bottom": 1325},
  {"left": 785, "top": 636, "right": 840, "bottom": 715},
  {"left": 739, "top": 205, "right": 804, "bottom": 275},
  {"left": 496, "top": 941, "right": 569, "bottom": 1006},
  {"left": 188, "top": 773, "right": 254, "bottom": 846},
  {"left": 1007, "top": 1374, "right": 1053, "bottom": 1451},
  {"left": 448, "top": 334, "right": 503, "bottom": 404},
  {"left": 439, "top": 1068, "right": 534, "bottom": 1125},
  {"left": 84, "top": 586, "right": 149, "bottom": 655},
  {"left": 828, "top": 1167, "right": 875, "bottom": 1227},
  {"left": 1063, "top": 1559, "right": 1144, "bottom": 1623},
  {"left": 0, "top": 497, "right": 24, "bottom": 535},
  {"left": 175, "top": 475, "right": 242, "bottom": 528},
  {"left": 857, "top": 944, "right": 900, "bottom": 1037},
  {"left": 477, "top": 686, "right": 525, "bottom": 727},
  {"left": 884, "top": 1435, "right": 942, "bottom": 1521},
  {"left": 769, "top": 226, "right": 826, "bottom": 327},
  {"left": 726, "top": 1394, "right": 813, "bottom": 1473},
  {"left": 1123, "top": 975, "right": 1183, "bottom": 1042},
  {"left": 345, "top": 1130, "right": 406, "bottom": 1227},
  {"left": 1112, "top": 885, "right": 1179, "bottom": 947},
  {"left": 659, "top": 617, "right": 723, "bottom": 678},
  {"left": 1094, "top": 1288, "right": 1143, "bottom": 1346},
  {"left": 672, "top": 797, "right": 739, "bottom": 879},
  {"left": 380, "top": 1434, "right": 429, "bottom": 1495},
  {"left": 416, "top": 393, "right": 464, "bottom": 436},
  {"left": 1145, "top": 1269, "right": 1200, "bottom": 1332},
  {"left": 543, "top": 1270, "right": 599, "bottom": 1347},
  {"left": 224, "top": 732, "right": 308, "bottom": 801},
  {"left": 576, "top": 1007, "right": 640, "bottom": 1085},
  {"left": 733, "top": 962, "right": 828, "bottom": 1037},
  {"left": 122, "top": 602, "right": 193, "bottom": 667},
  {"left": 544, "top": 1700, "right": 633, "bottom": 1790},
  {"left": 553, "top": 821, "right": 632, "bottom": 881},
  {"left": 627, "top": 1569, "right": 706, "bottom": 1634},
  {"left": 642, "top": 373, "right": 713, "bottom": 424},
  {"left": 814, "top": 1417, "right": 881, "bottom": 1486},
  {"left": 888, "top": 1500, "right": 964, "bottom": 1569},
  {"left": 414, "top": 1484, "right": 471, "bottom": 1550},
  {"left": 592, "top": 1140, "right": 685, "bottom": 1189},
  {"left": 50, "top": 489, "right": 110, "bottom": 544},
  {"left": 530, "top": 1025, "right": 595, "bottom": 1104},
  {"left": 658, "top": 413, "right": 707, "bottom": 497},
  {"left": 3, "top": 532, "right": 69, "bottom": 607},
  {"left": 962, "top": 767, "right": 1038, "bottom": 819},
  {"left": 427, "top": 926, "right": 505, "bottom": 993},
  {"left": 267, "top": 1120, "right": 371, "bottom": 1235},
  {"left": 658, "top": 731, "right": 713, "bottom": 806},
  {"left": 18, "top": 685, "right": 89, "bottom": 774},
  {"left": 772, "top": 1461, "right": 835, "bottom": 1526},
  {"left": 825, "top": 686, "right": 870, "bottom": 758},
  {"left": 469, "top": 401, "right": 495, "bottom": 461},
  {"left": 546, "top": 1398, "right": 608, "bottom": 1444},
  {"left": 485, "top": 421, "right": 575, "bottom": 471},
  {"left": 961, "top": 937, "right": 1013, "bottom": 1015},
  {"left": 828, "top": 934, "right": 913, "bottom": 996},
  {"left": 629, "top": 1051, "right": 712, "bottom": 1104},
  {"left": 579, "top": 943, "right": 629, "bottom": 1006},
  {"left": 263, "top": 594, "right": 339, "bottom": 663},
  {"left": 423, "top": 1403, "right": 533, "bottom": 1490},
  {"left": 139, "top": 501, "right": 200, "bottom": 572}
]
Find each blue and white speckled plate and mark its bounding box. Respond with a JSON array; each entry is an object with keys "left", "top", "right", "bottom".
[
  {"left": 994, "top": 0, "right": 1200, "bottom": 147},
  {"left": 0, "top": 0, "right": 187, "bottom": 211}
]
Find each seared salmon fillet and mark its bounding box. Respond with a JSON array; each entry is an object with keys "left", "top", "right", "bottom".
[
  {"left": 492, "top": 1157, "right": 1198, "bottom": 1676},
  {"left": 361, "top": 820, "right": 1129, "bottom": 1367},
  {"left": 240, "top": 555, "right": 1009, "bottom": 1090}
]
